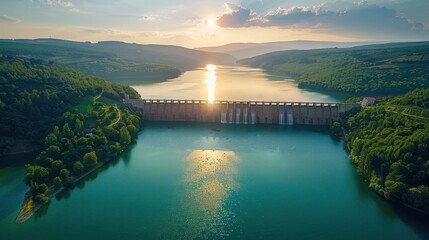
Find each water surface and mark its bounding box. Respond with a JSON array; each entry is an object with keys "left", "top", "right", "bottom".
[
  {"left": 1, "top": 123, "right": 428, "bottom": 240},
  {"left": 131, "top": 65, "right": 343, "bottom": 102}
]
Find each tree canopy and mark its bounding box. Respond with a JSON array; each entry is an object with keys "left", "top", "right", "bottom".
[
  {"left": 240, "top": 43, "right": 429, "bottom": 95},
  {"left": 344, "top": 89, "right": 429, "bottom": 213},
  {"left": 0, "top": 55, "right": 139, "bottom": 140},
  {"left": 0, "top": 55, "right": 143, "bottom": 203}
]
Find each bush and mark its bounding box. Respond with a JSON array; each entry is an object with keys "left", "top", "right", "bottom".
[{"left": 34, "top": 193, "right": 49, "bottom": 204}]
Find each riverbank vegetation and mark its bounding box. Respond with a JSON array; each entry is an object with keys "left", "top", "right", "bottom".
[
  {"left": 24, "top": 96, "right": 141, "bottom": 205},
  {"left": 0, "top": 55, "right": 143, "bottom": 218},
  {"left": 344, "top": 89, "right": 429, "bottom": 214},
  {"left": 240, "top": 42, "right": 429, "bottom": 95}
]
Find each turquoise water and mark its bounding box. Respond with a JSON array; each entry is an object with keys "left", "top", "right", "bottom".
[{"left": 1, "top": 123, "right": 428, "bottom": 240}]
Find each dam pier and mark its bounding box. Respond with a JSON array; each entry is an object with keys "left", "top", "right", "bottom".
[{"left": 126, "top": 99, "right": 360, "bottom": 126}]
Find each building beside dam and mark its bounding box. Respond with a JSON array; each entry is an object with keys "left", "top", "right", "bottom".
[{"left": 125, "top": 99, "right": 360, "bottom": 126}]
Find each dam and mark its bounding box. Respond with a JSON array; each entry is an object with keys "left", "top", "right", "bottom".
[{"left": 126, "top": 99, "right": 360, "bottom": 125}]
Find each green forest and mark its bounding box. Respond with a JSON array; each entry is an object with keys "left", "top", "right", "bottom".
[
  {"left": 0, "top": 42, "right": 181, "bottom": 84},
  {"left": 0, "top": 55, "right": 143, "bottom": 203},
  {"left": 344, "top": 89, "right": 429, "bottom": 213},
  {"left": 0, "top": 55, "right": 138, "bottom": 140},
  {"left": 240, "top": 43, "right": 429, "bottom": 95}
]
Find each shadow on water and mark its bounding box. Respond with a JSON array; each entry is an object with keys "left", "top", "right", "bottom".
[
  {"left": 391, "top": 203, "right": 429, "bottom": 239},
  {"left": 54, "top": 140, "right": 138, "bottom": 205},
  {"left": 0, "top": 153, "right": 37, "bottom": 220},
  {"left": 348, "top": 157, "right": 429, "bottom": 239},
  {"left": 0, "top": 152, "right": 38, "bottom": 169},
  {"left": 34, "top": 202, "right": 50, "bottom": 223},
  {"left": 0, "top": 184, "right": 27, "bottom": 220}
]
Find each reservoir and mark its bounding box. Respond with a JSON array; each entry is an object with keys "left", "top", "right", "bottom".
[
  {"left": 1, "top": 66, "right": 428, "bottom": 239},
  {"left": 1, "top": 123, "right": 428, "bottom": 239},
  {"left": 131, "top": 65, "right": 342, "bottom": 102}
]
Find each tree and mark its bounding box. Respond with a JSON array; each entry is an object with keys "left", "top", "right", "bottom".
[
  {"left": 108, "top": 142, "right": 121, "bottom": 157},
  {"left": 53, "top": 176, "right": 62, "bottom": 188},
  {"left": 119, "top": 126, "right": 131, "bottom": 146},
  {"left": 37, "top": 183, "right": 49, "bottom": 194},
  {"left": 60, "top": 169, "right": 71, "bottom": 181},
  {"left": 75, "top": 118, "right": 84, "bottom": 132},
  {"left": 73, "top": 161, "right": 84, "bottom": 175},
  {"left": 46, "top": 145, "right": 61, "bottom": 159},
  {"left": 63, "top": 123, "right": 74, "bottom": 138},
  {"left": 330, "top": 121, "right": 342, "bottom": 138},
  {"left": 45, "top": 133, "right": 58, "bottom": 147},
  {"left": 51, "top": 160, "right": 65, "bottom": 175},
  {"left": 34, "top": 193, "right": 49, "bottom": 204},
  {"left": 53, "top": 125, "right": 61, "bottom": 138},
  {"left": 83, "top": 151, "right": 98, "bottom": 169},
  {"left": 127, "top": 124, "right": 137, "bottom": 137},
  {"left": 25, "top": 165, "right": 49, "bottom": 185}
]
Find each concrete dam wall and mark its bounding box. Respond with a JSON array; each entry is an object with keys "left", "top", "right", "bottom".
[{"left": 126, "top": 99, "right": 360, "bottom": 125}]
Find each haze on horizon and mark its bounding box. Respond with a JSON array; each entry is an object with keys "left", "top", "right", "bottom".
[{"left": 0, "top": 0, "right": 428, "bottom": 48}]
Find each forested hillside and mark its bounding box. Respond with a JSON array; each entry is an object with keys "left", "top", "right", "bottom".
[
  {"left": 0, "top": 55, "right": 144, "bottom": 214},
  {"left": 0, "top": 41, "right": 181, "bottom": 84},
  {"left": 345, "top": 89, "right": 429, "bottom": 214},
  {"left": 0, "top": 39, "right": 237, "bottom": 84},
  {"left": 240, "top": 42, "right": 429, "bottom": 95},
  {"left": 0, "top": 55, "right": 139, "bottom": 150}
]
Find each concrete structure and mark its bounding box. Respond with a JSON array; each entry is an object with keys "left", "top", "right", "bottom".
[
  {"left": 361, "top": 97, "right": 379, "bottom": 107},
  {"left": 126, "top": 99, "right": 360, "bottom": 125}
]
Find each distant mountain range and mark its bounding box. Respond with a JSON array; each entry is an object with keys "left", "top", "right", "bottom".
[{"left": 196, "top": 40, "right": 382, "bottom": 59}]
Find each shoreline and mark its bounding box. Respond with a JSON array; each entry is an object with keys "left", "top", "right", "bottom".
[{"left": 15, "top": 159, "right": 110, "bottom": 224}]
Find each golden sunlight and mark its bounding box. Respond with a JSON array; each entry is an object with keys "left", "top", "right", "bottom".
[
  {"left": 204, "top": 64, "right": 217, "bottom": 103},
  {"left": 185, "top": 150, "right": 239, "bottom": 211},
  {"left": 180, "top": 149, "right": 239, "bottom": 235},
  {"left": 207, "top": 19, "right": 216, "bottom": 29}
]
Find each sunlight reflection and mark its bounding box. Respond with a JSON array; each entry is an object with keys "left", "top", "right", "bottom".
[
  {"left": 180, "top": 149, "right": 239, "bottom": 238},
  {"left": 205, "top": 64, "right": 217, "bottom": 103}
]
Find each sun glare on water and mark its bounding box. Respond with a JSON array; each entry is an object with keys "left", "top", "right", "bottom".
[{"left": 205, "top": 64, "right": 217, "bottom": 103}]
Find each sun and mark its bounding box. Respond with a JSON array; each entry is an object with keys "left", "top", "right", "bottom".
[{"left": 207, "top": 19, "right": 216, "bottom": 29}]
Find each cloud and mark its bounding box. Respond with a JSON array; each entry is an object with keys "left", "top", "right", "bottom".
[
  {"left": 217, "top": 3, "right": 260, "bottom": 28},
  {"left": 0, "top": 15, "right": 19, "bottom": 23},
  {"left": 215, "top": 2, "right": 428, "bottom": 39},
  {"left": 42, "top": 0, "right": 73, "bottom": 8},
  {"left": 39, "top": 0, "right": 87, "bottom": 14},
  {"left": 266, "top": 7, "right": 316, "bottom": 26}
]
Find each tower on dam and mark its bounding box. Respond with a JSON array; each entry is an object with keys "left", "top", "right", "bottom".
[{"left": 125, "top": 99, "right": 360, "bottom": 126}]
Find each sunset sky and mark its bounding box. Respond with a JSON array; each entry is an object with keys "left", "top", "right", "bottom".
[{"left": 0, "top": 0, "right": 428, "bottom": 48}]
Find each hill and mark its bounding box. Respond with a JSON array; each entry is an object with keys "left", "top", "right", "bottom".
[
  {"left": 0, "top": 39, "right": 236, "bottom": 84},
  {"left": 0, "top": 54, "right": 139, "bottom": 149},
  {"left": 196, "top": 40, "right": 374, "bottom": 59},
  {"left": 240, "top": 42, "right": 429, "bottom": 95},
  {"left": 344, "top": 89, "right": 429, "bottom": 214},
  {"left": 0, "top": 55, "right": 145, "bottom": 220}
]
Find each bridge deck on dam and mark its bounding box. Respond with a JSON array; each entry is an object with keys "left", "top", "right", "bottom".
[{"left": 125, "top": 99, "right": 360, "bottom": 125}]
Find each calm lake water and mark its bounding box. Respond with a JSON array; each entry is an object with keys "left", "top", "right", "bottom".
[
  {"left": 1, "top": 123, "right": 428, "bottom": 240},
  {"left": 131, "top": 65, "right": 343, "bottom": 102},
  {"left": 1, "top": 66, "right": 428, "bottom": 239}
]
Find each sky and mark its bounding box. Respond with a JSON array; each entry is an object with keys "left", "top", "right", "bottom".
[{"left": 0, "top": 0, "right": 428, "bottom": 48}]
